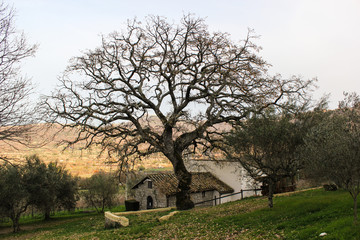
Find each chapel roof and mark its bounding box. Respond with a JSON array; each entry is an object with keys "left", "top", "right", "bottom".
[{"left": 131, "top": 172, "right": 234, "bottom": 195}]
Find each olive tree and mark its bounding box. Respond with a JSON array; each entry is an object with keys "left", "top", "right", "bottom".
[
  {"left": 0, "top": 155, "right": 78, "bottom": 231},
  {"left": 302, "top": 93, "right": 360, "bottom": 223},
  {"left": 0, "top": 2, "right": 37, "bottom": 162},
  {"left": 81, "top": 171, "right": 119, "bottom": 213},
  {"left": 225, "top": 110, "right": 310, "bottom": 208},
  {"left": 23, "top": 155, "right": 78, "bottom": 220},
  {"left": 0, "top": 164, "right": 29, "bottom": 232},
  {"left": 45, "top": 15, "right": 313, "bottom": 209}
]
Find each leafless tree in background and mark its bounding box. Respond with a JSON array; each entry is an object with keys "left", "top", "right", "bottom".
[
  {"left": 45, "top": 15, "right": 313, "bottom": 209},
  {"left": 0, "top": 2, "right": 37, "bottom": 163}
]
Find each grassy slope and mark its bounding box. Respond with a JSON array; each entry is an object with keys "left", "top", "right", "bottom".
[{"left": 1, "top": 189, "right": 360, "bottom": 239}]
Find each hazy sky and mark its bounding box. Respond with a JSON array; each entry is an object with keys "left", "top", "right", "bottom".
[{"left": 7, "top": 0, "right": 360, "bottom": 109}]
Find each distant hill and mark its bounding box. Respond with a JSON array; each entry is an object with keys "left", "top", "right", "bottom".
[
  {"left": 0, "top": 118, "right": 231, "bottom": 177},
  {"left": 0, "top": 123, "right": 172, "bottom": 178}
]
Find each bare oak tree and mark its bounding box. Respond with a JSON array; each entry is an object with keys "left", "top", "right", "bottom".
[
  {"left": 0, "top": 2, "right": 37, "bottom": 162},
  {"left": 45, "top": 15, "right": 312, "bottom": 209}
]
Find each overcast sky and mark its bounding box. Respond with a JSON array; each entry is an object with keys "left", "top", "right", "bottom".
[{"left": 7, "top": 0, "right": 360, "bottom": 109}]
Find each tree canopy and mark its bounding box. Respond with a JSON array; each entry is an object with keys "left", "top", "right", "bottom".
[
  {"left": 225, "top": 110, "right": 309, "bottom": 208},
  {"left": 23, "top": 155, "right": 78, "bottom": 220},
  {"left": 0, "top": 163, "right": 29, "bottom": 232},
  {"left": 81, "top": 171, "right": 119, "bottom": 213},
  {"left": 302, "top": 93, "right": 360, "bottom": 223},
  {"left": 0, "top": 155, "right": 78, "bottom": 232},
  {"left": 45, "top": 15, "right": 314, "bottom": 209}
]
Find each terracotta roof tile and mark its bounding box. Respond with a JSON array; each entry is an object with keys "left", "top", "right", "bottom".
[{"left": 132, "top": 172, "right": 233, "bottom": 195}]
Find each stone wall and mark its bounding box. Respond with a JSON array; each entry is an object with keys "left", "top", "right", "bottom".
[
  {"left": 133, "top": 179, "right": 219, "bottom": 209},
  {"left": 167, "top": 190, "right": 218, "bottom": 207},
  {"left": 134, "top": 179, "right": 168, "bottom": 210},
  {"left": 191, "top": 191, "right": 219, "bottom": 207}
]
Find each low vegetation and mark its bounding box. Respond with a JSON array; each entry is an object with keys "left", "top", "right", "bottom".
[{"left": 1, "top": 189, "right": 359, "bottom": 239}]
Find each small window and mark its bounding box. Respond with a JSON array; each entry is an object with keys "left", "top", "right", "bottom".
[
  {"left": 202, "top": 191, "right": 206, "bottom": 198},
  {"left": 148, "top": 181, "right": 152, "bottom": 189}
]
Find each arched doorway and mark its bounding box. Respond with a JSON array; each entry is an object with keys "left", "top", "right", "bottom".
[{"left": 147, "top": 196, "right": 153, "bottom": 209}]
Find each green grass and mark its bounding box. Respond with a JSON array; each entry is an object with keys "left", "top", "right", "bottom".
[
  {"left": 0, "top": 205, "right": 126, "bottom": 229},
  {"left": 1, "top": 189, "right": 360, "bottom": 239},
  {"left": 212, "top": 190, "right": 360, "bottom": 239}
]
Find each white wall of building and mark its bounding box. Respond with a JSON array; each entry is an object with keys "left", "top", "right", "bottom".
[{"left": 186, "top": 159, "right": 261, "bottom": 203}]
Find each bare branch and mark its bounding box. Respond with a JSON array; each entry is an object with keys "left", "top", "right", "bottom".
[
  {"left": 0, "top": 2, "right": 37, "bottom": 148},
  {"left": 44, "top": 15, "right": 314, "bottom": 210}
]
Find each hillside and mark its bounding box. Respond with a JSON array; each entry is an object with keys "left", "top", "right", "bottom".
[
  {"left": 0, "top": 189, "right": 358, "bottom": 239},
  {"left": 0, "top": 123, "right": 172, "bottom": 178},
  {"left": 0, "top": 118, "right": 232, "bottom": 177}
]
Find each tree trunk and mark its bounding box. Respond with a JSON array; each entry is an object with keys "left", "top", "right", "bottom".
[
  {"left": 268, "top": 179, "right": 274, "bottom": 208},
  {"left": 173, "top": 152, "right": 194, "bottom": 210},
  {"left": 101, "top": 198, "right": 106, "bottom": 213},
  {"left": 12, "top": 220, "right": 20, "bottom": 233},
  {"left": 354, "top": 194, "right": 358, "bottom": 224},
  {"left": 10, "top": 214, "right": 20, "bottom": 233},
  {"left": 44, "top": 208, "right": 51, "bottom": 221}
]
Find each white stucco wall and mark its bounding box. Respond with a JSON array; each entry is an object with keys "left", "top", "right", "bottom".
[{"left": 186, "top": 159, "right": 261, "bottom": 203}]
